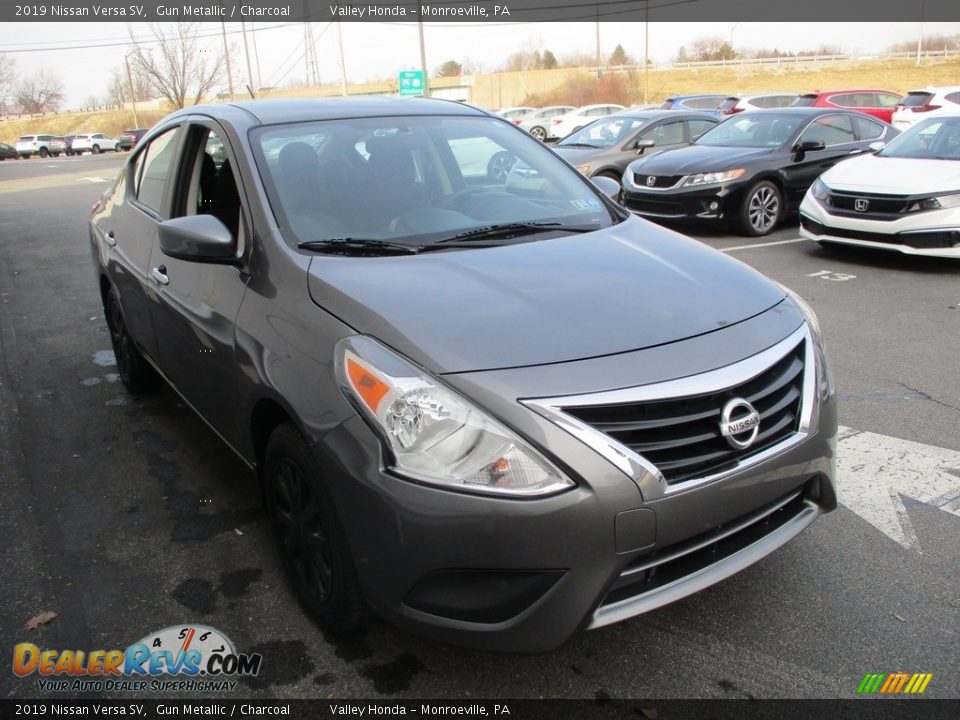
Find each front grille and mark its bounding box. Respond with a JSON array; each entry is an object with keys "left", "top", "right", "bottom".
[
  {"left": 599, "top": 488, "right": 812, "bottom": 609},
  {"left": 633, "top": 173, "right": 682, "bottom": 189},
  {"left": 801, "top": 216, "right": 960, "bottom": 249},
  {"left": 564, "top": 340, "right": 805, "bottom": 485},
  {"left": 823, "top": 191, "right": 911, "bottom": 221}
]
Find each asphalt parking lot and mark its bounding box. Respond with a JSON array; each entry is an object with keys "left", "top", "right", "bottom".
[{"left": 1, "top": 153, "right": 957, "bottom": 700}]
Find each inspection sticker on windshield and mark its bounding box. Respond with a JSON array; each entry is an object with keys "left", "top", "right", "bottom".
[{"left": 571, "top": 198, "right": 602, "bottom": 210}]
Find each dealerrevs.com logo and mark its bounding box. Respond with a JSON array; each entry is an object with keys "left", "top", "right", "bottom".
[{"left": 13, "top": 625, "right": 263, "bottom": 692}]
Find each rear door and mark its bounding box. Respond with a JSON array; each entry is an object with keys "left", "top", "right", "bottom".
[
  {"left": 146, "top": 119, "right": 250, "bottom": 445},
  {"left": 105, "top": 124, "right": 184, "bottom": 365}
]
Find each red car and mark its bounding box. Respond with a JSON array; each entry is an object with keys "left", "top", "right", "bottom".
[{"left": 791, "top": 89, "right": 902, "bottom": 123}]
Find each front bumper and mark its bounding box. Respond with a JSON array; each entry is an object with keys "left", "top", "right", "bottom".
[
  {"left": 315, "top": 307, "right": 837, "bottom": 653},
  {"left": 799, "top": 194, "right": 960, "bottom": 258},
  {"left": 620, "top": 178, "right": 743, "bottom": 222}
]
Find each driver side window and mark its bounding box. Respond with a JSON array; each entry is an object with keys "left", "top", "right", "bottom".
[{"left": 800, "top": 116, "right": 856, "bottom": 147}]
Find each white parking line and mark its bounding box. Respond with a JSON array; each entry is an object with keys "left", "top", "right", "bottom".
[
  {"left": 721, "top": 237, "right": 808, "bottom": 253},
  {"left": 837, "top": 426, "right": 960, "bottom": 551}
]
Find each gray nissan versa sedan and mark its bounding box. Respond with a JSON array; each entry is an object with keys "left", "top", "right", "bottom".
[{"left": 89, "top": 97, "right": 837, "bottom": 653}]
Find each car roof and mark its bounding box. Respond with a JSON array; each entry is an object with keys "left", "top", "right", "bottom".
[
  {"left": 188, "top": 97, "right": 490, "bottom": 126},
  {"left": 609, "top": 109, "right": 717, "bottom": 119},
  {"left": 801, "top": 89, "right": 897, "bottom": 96},
  {"left": 905, "top": 85, "right": 960, "bottom": 94},
  {"left": 667, "top": 94, "right": 729, "bottom": 100},
  {"left": 737, "top": 107, "right": 868, "bottom": 117}
]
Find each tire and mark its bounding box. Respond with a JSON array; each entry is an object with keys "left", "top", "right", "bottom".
[
  {"left": 486, "top": 151, "right": 516, "bottom": 183},
  {"left": 104, "top": 287, "right": 163, "bottom": 394},
  {"left": 264, "top": 422, "right": 364, "bottom": 636},
  {"left": 92, "top": 144, "right": 101, "bottom": 154},
  {"left": 530, "top": 125, "right": 547, "bottom": 141},
  {"left": 114, "top": 143, "right": 120, "bottom": 152},
  {"left": 38, "top": 147, "right": 48, "bottom": 158},
  {"left": 738, "top": 180, "right": 782, "bottom": 236}
]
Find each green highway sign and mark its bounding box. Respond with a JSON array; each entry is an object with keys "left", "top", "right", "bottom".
[{"left": 398, "top": 70, "right": 426, "bottom": 96}]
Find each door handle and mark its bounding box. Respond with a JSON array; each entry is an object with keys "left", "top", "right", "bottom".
[
  {"left": 848, "top": 149, "right": 863, "bottom": 155},
  {"left": 105, "top": 230, "right": 116, "bottom": 247},
  {"left": 150, "top": 266, "right": 169, "bottom": 286}
]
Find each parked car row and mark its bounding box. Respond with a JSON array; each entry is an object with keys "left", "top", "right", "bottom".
[{"left": 7, "top": 130, "right": 148, "bottom": 158}]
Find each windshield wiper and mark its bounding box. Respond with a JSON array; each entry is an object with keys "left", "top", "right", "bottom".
[
  {"left": 558, "top": 142, "right": 601, "bottom": 149},
  {"left": 297, "top": 238, "right": 419, "bottom": 255},
  {"left": 433, "top": 222, "right": 596, "bottom": 245}
]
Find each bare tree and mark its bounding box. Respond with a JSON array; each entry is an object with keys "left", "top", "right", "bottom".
[
  {"left": 0, "top": 54, "right": 17, "bottom": 103},
  {"left": 15, "top": 68, "right": 65, "bottom": 113},
  {"left": 106, "top": 65, "right": 152, "bottom": 108},
  {"left": 682, "top": 35, "right": 736, "bottom": 62},
  {"left": 435, "top": 60, "right": 463, "bottom": 78},
  {"left": 128, "top": 23, "right": 224, "bottom": 109}
]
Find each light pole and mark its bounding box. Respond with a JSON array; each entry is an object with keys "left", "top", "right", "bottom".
[
  {"left": 220, "top": 21, "right": 234, "bottom": 99},
  {"left": 729, "top": 22, "right": 740, "bottom": 60},
  {"left": 916, "top": 0, "right": 927, "bottom": 65}
]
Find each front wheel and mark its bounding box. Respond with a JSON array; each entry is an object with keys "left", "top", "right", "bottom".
[
  {"left": 265, "top": 423, "right": 364, "bottom": 636},
  {"left": 114, "top": 143, "right": 120, "bottom": 152},
  {"left": 38, "top": 148, "right": 49, "bottom": 158},
  {"left": 92, "top": 144, "right": 101, "bottom": 154},
  {"left": 486, "top": 151, "right": 516, "bottom": 183},
  {"left": 104, "top": 287, "right": 163, "bottom": 394},
  {"left": 738, "top": 180, "right": 782, "bottom": 236}
]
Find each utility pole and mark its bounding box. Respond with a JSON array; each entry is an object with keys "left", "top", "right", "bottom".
[
  {"left": 643, "top": 1, "right": 649, "bottom": 103},
  {"left": 220, "top": 21, "right": 234, "bottom": 99},
  {"left": 251, "top": 25, "right": 262, "bottom": 90},
  {"left": 418, "top": 3, "right": 430, "bottom": 97},
  {"left": 124, "top": 55, "right": 139, "bottom": 126},
  {"left": 335, "top": 21, "right": 348, "bottom": 95},
  {"left": 241, "top": 22, "right": 255, "bottom": 97},
  {"left": 916, "top": 0, "right": 927, "bottom": 65},
  {"left": 595, "top": 5, "right": 601, "bottom": 85}
]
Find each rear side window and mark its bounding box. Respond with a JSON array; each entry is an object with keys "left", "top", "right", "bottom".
[
  {"left": 875, "top": 93, "right": 901, "bottom": 108},
  {"left": 800, "top": 115, "right": 857, "bottom": 146},
  {"left": 686, "top": 97, "right": 722, "bottom": 110},
  {"left": 898, "top": 92, "right": 933, "bottom": 107},
  {"left": 18, "top": 136, "right": 33, "bottom": 142},
  {"left": 829, "top": 93, "right": 873, "bottom": 108},
  {"left": 792, "top": 95, "right": 817, "bottom": 107},
  {"left": 853, "top": 116, "right": 885, "bottom": 141},
  {"left": 758, "top": 95, "right": 796, "bottom": 108},
  {"left": 133, "top": 127, "right": 181, "bottom": 215},
  {"left": 38, "top": 135, "right": 53, "bottom": 141},
  {"left": 945, "top": 92, "right": 960, "bottom": 105}
]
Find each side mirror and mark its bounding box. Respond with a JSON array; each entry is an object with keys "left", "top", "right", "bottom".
[
  {"left": 868, "top": 141, "right": 886, "bottom": 153},
  {"left": 795, "top": 140, "right": 826, "bottom": 153},
  {"left": 634, "top": 138, "right": 655, "bottom": 154},
  {"left": 159, "top": 214, "right": 239, "bottom": 264},
  {"left": 592, "top": 175, "right": 621, "bottom": 200}
]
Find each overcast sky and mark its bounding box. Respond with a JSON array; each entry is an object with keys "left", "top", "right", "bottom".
[{"left": 3, "top": 21, "right": 960, "bottom": 108}]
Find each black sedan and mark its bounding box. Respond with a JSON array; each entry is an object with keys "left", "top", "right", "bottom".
[
  {"left": 552, "top": 110, "right": 719, "bottom": 187},
  {"left": 0, "top": 142, "right": 18, "bottom": 160},
  {"left": 621, "top": 108, "right": 899, "bottom": 236}
]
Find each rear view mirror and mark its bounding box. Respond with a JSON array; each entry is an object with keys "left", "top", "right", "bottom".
[
  {"left": 159, "top": 215, "right": 239, "bottom": 264},
  {"left": 634, "top": 138, "right": 656, "bottom": 154}
]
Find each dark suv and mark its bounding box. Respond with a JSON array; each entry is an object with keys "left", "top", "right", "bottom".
[
  {"left": 90, "top": 98, "right": 837, "bottom": 652},
  {"left": 118, "top": 128, "right": 148, "bottom": 151}
]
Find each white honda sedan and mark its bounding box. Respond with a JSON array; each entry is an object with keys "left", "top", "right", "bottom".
[{"left": 799, "top": 115, "right": 960, "bottom": 258}]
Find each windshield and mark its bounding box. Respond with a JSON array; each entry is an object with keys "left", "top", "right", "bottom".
[
  {"left": 253, "top": 115, "right": 620, "bottom": 249},
  {"left": 878, "top": 117, "right": 960, "bottom": 160},
  {"left": 557, "top": 116, "right": 649, "bottom": 149},
  {"left": 695, "top": 113, "right": 803, "bottom": 148}
]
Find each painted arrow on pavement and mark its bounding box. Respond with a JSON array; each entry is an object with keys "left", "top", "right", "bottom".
[{"left": 837, "top": 425, "right": 960, "bottom": 550}]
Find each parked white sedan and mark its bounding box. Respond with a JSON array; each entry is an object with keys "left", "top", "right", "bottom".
[
  {"left": 549, "top": 104, "right": 626, "bottom": 141},
  {"left": 71, "top": 132, "right": 120, "bottom": 154},
  {"left": 799, "top": 115, "right": 960, "bottom": 258},
  {"left": 516, "top": 105, "right": 576, "bottom": 141}
]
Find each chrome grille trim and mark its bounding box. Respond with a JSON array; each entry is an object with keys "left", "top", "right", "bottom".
[{"left": 522, "top": 324, "right": 816, "bottom": 501}]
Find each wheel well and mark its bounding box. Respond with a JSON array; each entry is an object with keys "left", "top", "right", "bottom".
[{"left": 251, "top": 399, "right": 293, "bottom": 474}]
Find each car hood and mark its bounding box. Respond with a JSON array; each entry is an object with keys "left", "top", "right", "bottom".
[
  {"left": 307, "top": 217, "right": 785, "bottom": 374},
  {"left": 822, "top": 154, "right": 960, "bottom": 194},
  {"left": 630, "top": 144, "right": 775, "bottom": 176}
]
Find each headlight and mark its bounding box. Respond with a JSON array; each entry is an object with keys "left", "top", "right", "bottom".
[
  {"left": 575, "top": 164, "right": 592, "bottom": 175},
  {"left": 780, "top": 285, "right": 834, "bottom": 401},
  {"left": 810, "top": 177, "right": 831, "bottom": 202},
  {"left": 680, "top": 168, "right": 745, "bottom": 187},
  {"left": 335, "top": 337, "right": 574, "bottom": 497},
  {"left": 905, "top": 192, "right": 960, "bottom": 212}
]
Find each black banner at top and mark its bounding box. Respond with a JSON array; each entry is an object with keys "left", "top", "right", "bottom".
[{"left": 3, "top": 0, "right": 960, "bottom": 23}]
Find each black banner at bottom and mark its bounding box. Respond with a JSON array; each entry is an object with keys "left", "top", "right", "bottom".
[{"left": 1, "top": 699, "right": 958, "bottom": 720}]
